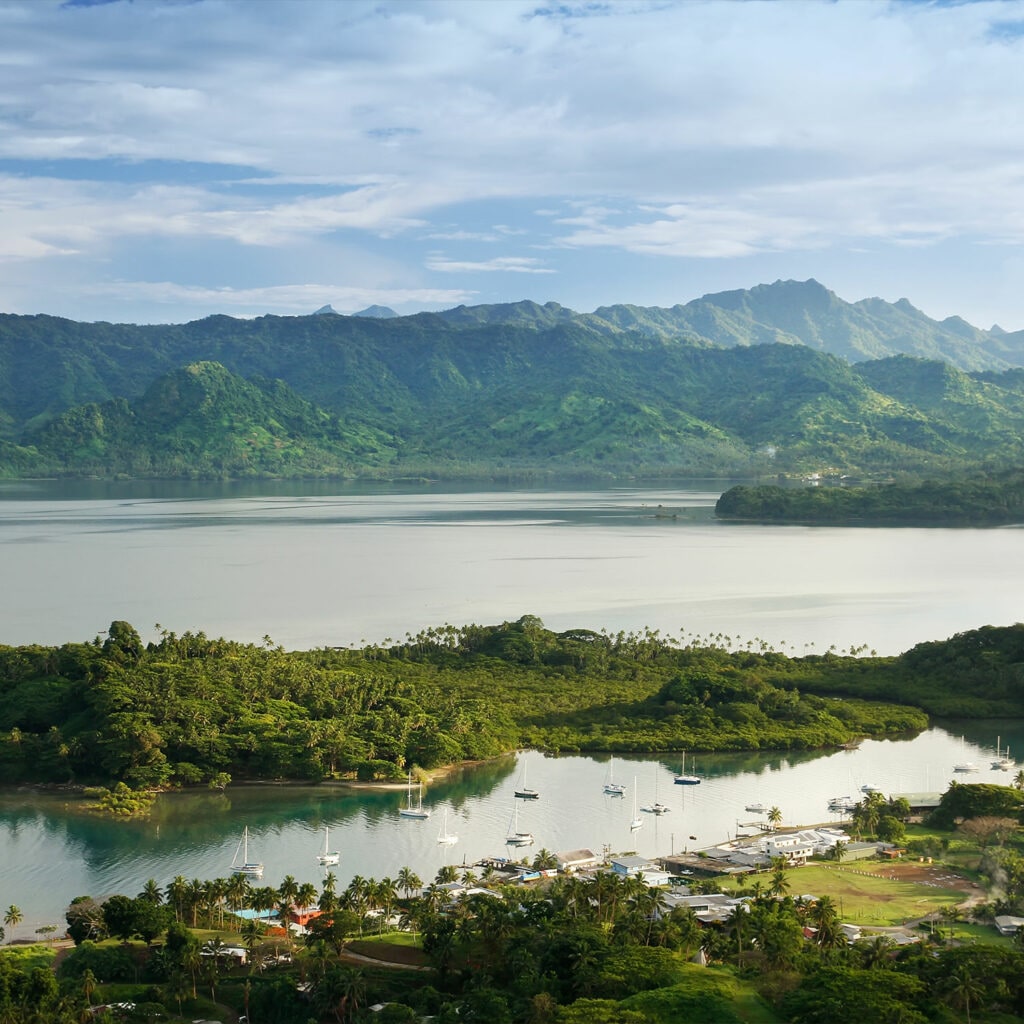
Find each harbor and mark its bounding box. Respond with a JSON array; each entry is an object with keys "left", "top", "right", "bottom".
[{"left": 1, "top": 722, "right": 1019, "bottom": 939}]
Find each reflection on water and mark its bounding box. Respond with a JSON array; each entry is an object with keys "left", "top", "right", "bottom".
[{"left": 3, "top": 724, "right": 1023, "bottom": 939}]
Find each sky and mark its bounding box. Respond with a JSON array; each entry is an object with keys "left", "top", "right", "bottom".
[{"left": 2, "top": 0, "right": 1024, "bottom": 328}]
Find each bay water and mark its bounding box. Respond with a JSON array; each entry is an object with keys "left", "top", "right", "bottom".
[{"left": 1, "top": 481, "right": 1023, "bottom": 937}]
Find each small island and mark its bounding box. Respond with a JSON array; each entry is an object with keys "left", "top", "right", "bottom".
[{"left": 716, "top": 467, "right": 1024, "bottom": 527}]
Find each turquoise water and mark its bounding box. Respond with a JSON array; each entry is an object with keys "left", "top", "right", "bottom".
[{"left": 2, "top": 723, "right": 1021, "bottom": 940}]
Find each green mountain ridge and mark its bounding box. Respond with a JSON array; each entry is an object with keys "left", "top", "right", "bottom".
[{"left": 4, "top": 279, "right": 1024, "bottom": 479}]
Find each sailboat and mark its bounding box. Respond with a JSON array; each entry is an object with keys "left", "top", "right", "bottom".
[
  {"left": 953, "top": 735, "right": 979, "bottom": 773},
  {"left": 674, "top": 751, "right": 701, "bottom": 785},
  {"left": 629, "top": 776, "right": 643, "bottom": 831},
  {"left": 514, "top": 760, "right": 539, "bottom": 800},
  {"left": 436, "top": 808, "right": 458, "bottom": 846},
  {"left": 505, "top": 803, "right": 534, "bottom": 846},
  {"left": 231, "top": 826, "right": 264, "bottom": 878},
  {"left": 992, "top": 736, "right": 1015, "bottom": 771},
  {"left": 316, "top": 825, "right": 340, "bottom": 867},
  {"left": 399, "top": 772, "right": 431, "bottom": 819},
  {"left": 642, "top": 771, "right": 670, "bottom": 815},
  {"left": 603, "top": 756, "right": 626, "bottom": 796}
]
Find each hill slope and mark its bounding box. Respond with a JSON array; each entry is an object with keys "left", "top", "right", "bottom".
[{"left": 4, "top": 281, "right": 1024, "bottom": 479}]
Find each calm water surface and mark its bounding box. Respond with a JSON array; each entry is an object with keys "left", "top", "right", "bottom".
[
  {"left": 2, "top": 725, "right": 1023, "bottom": 940},
  {"left": 1, "top": 479, "right": 1022, "bottom": 654},
  {"left": 2, "top": 481, "right": 1023, "bottom": 936}
]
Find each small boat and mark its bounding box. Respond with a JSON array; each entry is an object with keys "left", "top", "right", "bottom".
[
  {"left": 745, "top": 802, "right": 767, "bottom": 814},
  {"left": 316, "top": 825, "right": 340, "bottom": 867},
  {"left": 603, "top": 756, "right": 626, "bottom": 796},
  {"left": 505, "top": 804, "right": 534, "bottom": 847},
  {"left": 642, "top": 771, "right": 670, "bottom": 814},
  {"left": 436, "top": 808, "right": 458, "bottom": 846},
  {"left": 514, "top": 760, "right": 539, "bottom": 800},
  {"left": 674, "top": 751, "right": 701, "bottom": 786},
  {"left": 860, "top": 784, "right": 880, "bottom": 794},
  {"left": 828, "top": 796, "right": 854, "bottom": 813},
  {"left": 953, "top": 735, "right": 979, "bottom": 773},
  {"left": 991, "top": 737, "right": 1015, "bottom": 770},
  {"left": 399, "top": 772, "right": 431, "bottom": 819},
  {"left": 231, "top": 826, "right": 264, "bottom": 879},
  {"left": 643, "top": 801, "right": 671, "bottom": 816},
  {"left": 629, "top": 776, "right": 643, "bottom": 832}
]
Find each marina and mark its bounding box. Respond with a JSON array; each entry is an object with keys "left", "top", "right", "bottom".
[{"left": 1, "top": 722, "right": 1021, "bottom": 940}]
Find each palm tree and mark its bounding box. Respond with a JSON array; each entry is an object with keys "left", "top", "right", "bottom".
[
  {"left": 435, "top": 864, "right": 459, "bottom": 885},
  {"left": 375, "top": 877, "right": 399, "bottom": 932},
  {"left": 397, "top": 867, "right": 422, "bottom": 899},
  {"left": 1015, "top": 769, "right": 1024, "bottom": 792},
  {"left": 944, "top": 967, "right": 984, "bottom": 1024},
  {"left": 832, "top": 840, "right": 847, "bottom": 864},
  {"left": 319, "top": 871, "right": 339, "bottom": 913},
  {"left": 240, "top": 917, "right": 264, "bottom": 960},
  {"left": 532, "top": 848, "right": 558, "bottom": 870},
  {"left": 138, "top": 879, "right": 163, "bottom": 904},
  {"left": 859, "top": 934, "right": 894, "bottom": 969},
  {"left": 225, "top": 873, "right": 253, "bottom": 929},
  {"left": 296, "top": 882, "right": 319, "bottom": 917},
  {"left": 165, "top": 876, "right": 189, "bottom": 923},
  {"left": 79, "top": 968, "right": 98, "bottom": 1005},
  {"left": 3, "top": 906, "right": 23, "bottom": 934},
  {"left": 767, "top": 806, "right": 782, "bottom": 830}
]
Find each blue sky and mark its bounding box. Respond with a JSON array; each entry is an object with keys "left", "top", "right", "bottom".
[{"left": 2, "top": 0, "right": 1024, "bottom": 327}]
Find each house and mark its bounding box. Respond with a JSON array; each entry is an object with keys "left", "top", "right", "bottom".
[
  {"left": 556, "top": 849, "right": 603, "bottom": 872},
  {"left": 662, "top": 891, "right": 747, "bottom": 924},
  {"left": 842, "top": 841, "right": 882, "bottom": 862},
  {"left": 201, "top": 944, "right": 247, "bottom": 966},
  {"left": 994, "top": 915, "right": 1024, "bottom": 936},
  {"left": 765, "top": 835, "right": 815, "bottom": 865},
  {"left": 610, "top": 855, "right": 655, "bottom": 877}
]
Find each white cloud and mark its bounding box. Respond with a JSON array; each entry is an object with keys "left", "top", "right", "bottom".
[
  {"left": 2, "top": 0, "right": 1024, "bottom": 322},
  {"left": 81, "top": 279, "right": 474, "bottom": 318},
  {"left": 425, "top": 255, "right": 555, "bottom": 274}
]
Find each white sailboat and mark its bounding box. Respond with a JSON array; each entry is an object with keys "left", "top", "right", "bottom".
[
  {"left": 642, "top": 771, "right": 670, "bottom": 815},
  {"left": 603, "top": 756, "right": 626, "bottom": 796},
  {"left": 436, "top": 808, "right": 458, "bottom": 846},
  {"left": 629, "top": 776, "right": 643, "bottom": 831},
  {"left": 399, "top": 772, "right": 431, "bottom": 819},
  {"left": 231, "top": 826, "right": 264, "bottom": 878},
  {"left": 505, "top": 803, "right": 534, "bottom": 846},
  {"left": 514, "top": 759, "right": 539, "bottom": 800},
  {"left": 992, "top": 736, "right": 1015, "bottom": 771},
  {"left": 673, "top": 751, "right": 701, "bottom": 785},
  {"left": 953, "top": 735, "right": 979, "bottom": 773},
  {"left": 316, "top": 825, "right": 340, "bottom": 866}
]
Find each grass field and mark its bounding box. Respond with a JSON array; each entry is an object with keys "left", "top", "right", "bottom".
[{"left": 719, "top": 863, "right": 967, "bottom": 926}]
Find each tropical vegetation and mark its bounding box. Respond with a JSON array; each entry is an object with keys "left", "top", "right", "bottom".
[
  {"left": 5, "top": 284, "right": 1024, "bottom": 480},
  {"left": 716, "top": 466, "right": 1024, "bottom": 526},
  {"left": 4, "top": 615, "right": 1024, "bottom": 791},
  {"left": 0, "top": 616, "right": 943, "bottom": 789}
]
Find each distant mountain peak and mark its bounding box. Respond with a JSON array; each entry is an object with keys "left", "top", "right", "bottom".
[
  {"left": 312, "top": 304, "right": 339, "bottom": 316},
  {"left": 352, "top": 305, "right": 399, "bottom": 319}
]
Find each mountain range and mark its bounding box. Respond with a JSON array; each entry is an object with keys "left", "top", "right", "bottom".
[{"left": 2, "top": 278, "right": 1024, "bottom": 480}]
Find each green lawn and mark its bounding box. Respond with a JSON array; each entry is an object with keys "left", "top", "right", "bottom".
[{"left": 718, "top": 864, "right": 965, "bottom": 926}]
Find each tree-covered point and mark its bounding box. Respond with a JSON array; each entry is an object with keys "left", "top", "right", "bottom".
[
  {"left": 715, "top": 466, "right": 1024, "bottom": 525},
  {"left": 0, "top": 616, "right": 940, "bottom": 788}
]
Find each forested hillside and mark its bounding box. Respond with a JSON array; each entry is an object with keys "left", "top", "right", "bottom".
[
  {"left": 4, "top": 326, "right": 1024, "bottom": 480},
  {"left": 716, "top": 467, "right": 1024, "bottom": 526},
  {"left": 9, "top": 615, "right": 1024, "bottom": 787}
]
